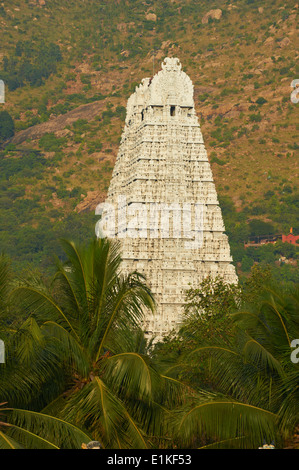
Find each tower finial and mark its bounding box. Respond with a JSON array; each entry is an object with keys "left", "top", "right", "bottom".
[{"left": 161, "top": 57, "right": 182, "bottom": 72}]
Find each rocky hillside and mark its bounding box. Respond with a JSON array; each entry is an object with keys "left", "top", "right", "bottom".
[{"left": 0, "top": 0, "right": 298, "bottom": 278}]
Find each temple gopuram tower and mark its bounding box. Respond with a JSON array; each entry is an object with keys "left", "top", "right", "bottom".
[{"left": 101, "top": 57, "right": 238, "bottom": 339}]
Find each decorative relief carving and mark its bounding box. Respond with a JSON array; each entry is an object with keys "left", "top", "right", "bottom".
[{"left": 104, "top": 58, "right": 238, "bottom": 339}]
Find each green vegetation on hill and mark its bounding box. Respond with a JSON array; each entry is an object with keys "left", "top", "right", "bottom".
[
  {"left": 0, "top": 111, "right": 14, "bottom": 142},
  {"left": 219, "top": 193, "right": 298, "bottom": 282},
  {"left": 0, "top": 0, "right": 298, "bottom": 279},
  {"left": 1, "top": 40, "right": 62, "bottom": 91}
]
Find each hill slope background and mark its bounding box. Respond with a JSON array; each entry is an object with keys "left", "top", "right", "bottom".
[{"left": 0, "top": 0, "right": 298, "bottom": 281}]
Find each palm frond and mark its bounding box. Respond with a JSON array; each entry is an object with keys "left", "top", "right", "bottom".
[
  {"left": 4, "top": 424, "right": 60, "bottom": 449},
  {"left": 0, "top": 430, "right": 21, "bottom": 449},
  {"left": 62, "top": 376, "right": 149, "bottom": 449},
  {"left": 242, "top": 338, "right": 285, "bottom": 376},
  {"left": 94, "top": 274, "right": 154, "bottom": 360},
  {"left": 10, "top": 286, "right": 79, "bottom": 340},
  {"left": 172, "top": 396, "right": 278, "bottom": 449},
  {"left": 41, "top": 321, "right": 89, "bottom": 378},
  {"left": 105, "top": 352, "right": 160, "bottom": 403}
]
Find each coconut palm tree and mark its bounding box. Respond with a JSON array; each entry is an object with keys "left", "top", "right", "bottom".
[
  {"left": 0, "top": 253, "right": 94, "bottom": 449},
  {"left": 165, "top": 283, "right": 299, "bottom": 448},
  {"left": 0, "top": 237, "right": 182, "bottom": 449}
]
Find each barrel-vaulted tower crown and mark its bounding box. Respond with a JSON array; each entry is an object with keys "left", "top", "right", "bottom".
[{"left": 125, "top": 57, "right": 195, "bottom": 127}]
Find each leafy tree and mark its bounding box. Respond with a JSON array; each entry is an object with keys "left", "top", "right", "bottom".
[
  {"left": 166, "top": 280, "right": 299, "bottom": 448},
  {"left": 153, "top": 276, "right": 242, "bottom": 394},
  {"left": 249, "top": 219, "right": 276, "bottom": 237},
  {"left": 0, "top": 111, "right": 15, "bottom": 142},
  {"left": 181, "top": 276, "right": 241, "bottom": 345},
  {"left": 241, "top": 264, "right": 272, "bottom": 303},
  {"left": 241, "top": 255, "right": 254, "bottom": 272}
]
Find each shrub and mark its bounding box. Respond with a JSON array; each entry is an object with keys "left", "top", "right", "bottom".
[
  {"left": 38, "top": 133, "right": 67, "bottom": 152},
  {"left": 249, "top": 113, "right": 262, "bottom": 122},
  {"left": 256, "top": 97, "right": 267, "bottom": 105},
  {"left": 241, "top": 256, "right": 254, "bottom": 272},
  {"left": 0, "top": 111, "right": 15, "bottom": 142}
]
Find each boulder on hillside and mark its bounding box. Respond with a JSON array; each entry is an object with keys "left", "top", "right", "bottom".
[
  {"left": 146, "top": 12, "right": 157, "bottom": 21},
  {"left": 279, "top": 37, "right": 291, "bottom": 48},
  {"left": 264, "top": 37, "right": 274, "bottom": 46},
  {"left": 202, "top": 9, "right": 222, "bottom": 24},
  {"left": 75, "top": 191, "right": 105, "bottom": 213}
]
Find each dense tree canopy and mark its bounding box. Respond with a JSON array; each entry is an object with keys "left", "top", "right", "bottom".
[
  {"left": 0, "top": 111, "right": 14, "bottom": 142},
  {"left": 1, "top": 244, "right": 297, "bottom": 449}
]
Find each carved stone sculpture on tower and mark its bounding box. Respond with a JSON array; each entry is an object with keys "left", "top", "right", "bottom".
[{"left": 99, "top": 57, "right": 238, "bottom": 339}]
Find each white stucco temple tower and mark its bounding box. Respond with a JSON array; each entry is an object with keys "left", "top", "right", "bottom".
[{"left": 101, "top": 57, "right": 238, "bottom": 339}]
